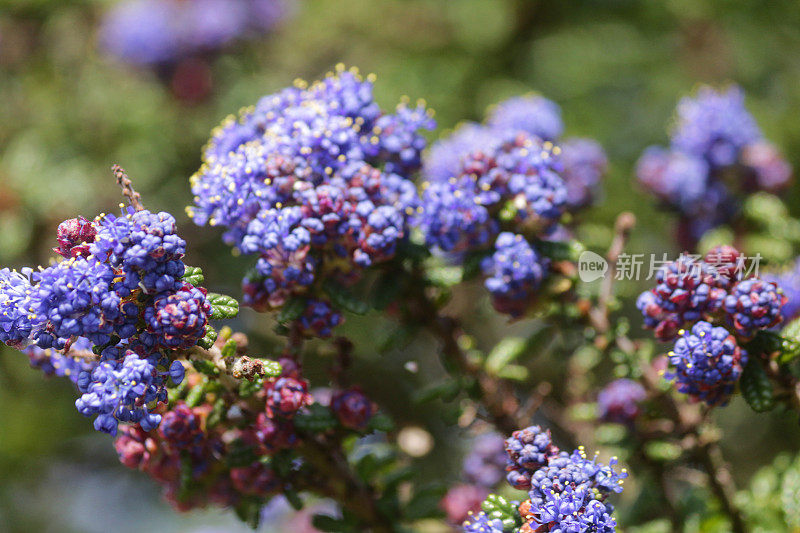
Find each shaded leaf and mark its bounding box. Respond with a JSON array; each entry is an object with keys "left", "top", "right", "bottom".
[
  {"left": 740, "top": 359, "right": 776, "bottom": 413},
  {"left": 278, "top": 297, "right": 307, "bottom": 323},
  {"left": 323, "top": 280, "right": 369, "bottom": 315}
]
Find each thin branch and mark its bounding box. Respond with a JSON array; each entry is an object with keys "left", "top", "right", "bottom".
[{"left": 112, "top": 164, "right": 144, "bottom": 211}]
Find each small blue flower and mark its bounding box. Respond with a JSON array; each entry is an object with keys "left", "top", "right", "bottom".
[
  {"left": 482, "top": 233, "right": 549, "bottom": 318},
  {"left": 667, "top": 321, "right": 747, "bottom": 406},
  {"left": 487, "top": 95, "right": 564, "bottom": 142}
]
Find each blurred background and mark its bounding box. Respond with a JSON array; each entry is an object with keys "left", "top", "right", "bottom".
[{"left": 2, "top": 0, "right": 800, "bottom": 531}]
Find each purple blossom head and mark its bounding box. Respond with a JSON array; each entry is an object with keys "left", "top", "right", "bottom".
[
  {"left": 463, "top": 432, "right": 507, "bottom": 488},
  {"left": 482, "top": 233, "right": 549, "bottom": 318},
  {"left": 441, "top": 484, "right": 488, "bottom": 525},
  {"left": 142, "top": 283, "right": 211, "bottom": 350},
  {"left": 487, "top": 95, "right": 564, "bottom": 141},
  {"left": 461, "top": 511, "right": 505, "bottom": 533},
  {"left": 100, "top": 0, "right": 293, "bottom": 67},
  {"left": 559, "top": 138, "right": 608, "bottom": 209},
  {"left": 763, "top": 258, "right": 800, "bottom": 324},
  {"left": 505, "top": 425, "right": 558, "bottom": 490},
  {"left": 636, "top": 146, "right": 710, "bottom": 214},
  {"left": 297, "top": 299, "right": 343, "bottom": 338},
  {"left": 597, "top": 379, "right": 646, "bottom": 424},
  {"left": 100, "top": 0, "right": 183, "bottom": 66},
  {"left": 331, "top": 388, "right": 374, "bottom": 430},
  {"left": 25, "top": 337, "right": 97, "bottom": 384},
  {"left": 0, "top": 267, "right": 39, "bottom": 347},
  {"left": 671, "top": 85, "right": 762, "bottom": 168},
  {"left": 637, "top": 254, "right": 727, "bottom": 341},
  {"left": 667, "top": 321, "right": 747, "bottom": 406},
  {"left": 159, "top": 401, "right": 205, "bottom": 450},
  {"left": 741, "top": 140, "right": 792, "bottom": 192},
  {"left": 75, "top": 352, "right": 167, "bottom": 435},
  {"left": 265, "top": 376, "right": 312, "bottom": 419},
  {"left": 190, "top": 68, "right": 431, "bottom": 333},
  {"left": 423, "top": 123, "right": 500, "bottom": 183},
  {"left": 724, "top": 278, "right": 787, "bottom": 337}
]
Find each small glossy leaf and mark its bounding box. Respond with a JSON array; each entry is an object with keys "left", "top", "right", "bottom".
[
  {"left": 191, "top": 358, "right": 219, "bottom": 377},
  {"left": 485, "top": 337, "right": 527, "bottom": 375},
  {"left": 182, "top": 265, "right": 204, "bottom": 286},
  {"left": 740, "top": 359, "right": 776, "bottom": 413},
  {"left": 781, "top": 318, "right": 800, "bottom": 364},
  {"left": 221, "top": 338, "right": 237, "bottom": 359},
  {"left": 207, "top": 293, "right": 240, "bottom": 319},
  {"left": 197, "top": 326, "right": 217, "bottom": 349}
]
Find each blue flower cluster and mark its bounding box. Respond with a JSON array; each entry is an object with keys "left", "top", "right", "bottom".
[
  {"left": 100, "top": 0, "right": 292, "bottom": 67},
  {"left": 637, "top": 247, "right": 787, "bottom": 405},
  {"left": 636, "top": 253, "right": 728, "bottom": 341},
  {"left": 724, "top": 278, "right": 787, "bottom": 338},
  {"left": 0, "top": 209, "right": 210, "bottom": 434},
  {"left": 764, "top": 257, "right": 800, "bottom": 324},
  {"left": 597, "top": 378, "right": 647, "bottom": 424},
  {"left": 637, "top": 86, "right": 792, "bottom": 246},
  {"left": 76, "top": 352, "right": 184, "bottom": 434},
  {"left": 25, "top": 337, "right": 97, "bottom": 385},
  {"left": 462, "top": 512, "right": 505, "bottom": 533},
  {"left": 464, "top": 425, "right": 625, "bottom": 532},
  {"left": 667, "top": 321, "right": 747, "bottom": 406},
  {"left": 189, "top": 66, "right": 433, "bottom": 336},
  {"left": 482, "top": 233, "right": 550, "bottom": 318},
  {"left": 419, "top": 94, "right": 606, "bottom": 318},
  {"left": 463, "top": 433, "right": 508, "bottom": 489}
]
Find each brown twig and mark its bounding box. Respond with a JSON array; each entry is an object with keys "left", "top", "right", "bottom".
[
  {"left": 112, "top": 164, "right": 144, "bottom": 211},
  {"left": 299, "top": 437, "right": 394, "bottom": 533},
  {"left": 588, "top": 212, "right": 636, "bottom": 333}
]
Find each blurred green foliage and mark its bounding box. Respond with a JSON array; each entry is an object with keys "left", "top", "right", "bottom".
[{"left": 3, "top": 0, "right": 800, "bottom": 531}]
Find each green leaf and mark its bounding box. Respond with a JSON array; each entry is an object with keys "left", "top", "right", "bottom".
[
  {"left": 397, "top": 239, "right": 431, "bottom": 262},
  {"left": 197, "top": 326, "right": 218, "bottom": 349},
  {"left": 185, "top": 379, "right": 207, "bottom": 407},
  {"left": 404, "top": 485, "right": 446, "bottom": 521},
  {"left": 284, "top": 489, "right": 304, "bottom": 511},
  {"left": 294, "top": 403, "right": 338, "bottom": 433},
  {"left": 323, "top": 280, "right": 369, "bottom": 315},
  {"left": 367, "top": 413, "right": 394, "bottom": 433},
  {"left": 780, "top": 318, "right": 800, "bottom": 364},
  {"left": 207, "top": 292, "right": 240, "bottom": 319},
  {"left": 481, "top": 493, "right": 522, "bottom": 530},
  {"left": 425, "top": 265, "right": 463, "bottom": 288},
  {"left": 781, "top": 456, "right": 800, "bottom": 527},
  {"left": 412, "top": 379, "right": 461, "bottom": 404},
  {"left": 221, "top": 339, "right": 237, "bottom": 359},
  {"left": 537, "top": 239, "right": 585, "bottom": 262},
  {"left": 495, "top": 364, "right": 529, "bottom": 381},
  {"left": 239, "top": 376, "right": 264, "bottom": 398},
  {"left": 233, "top": 498, "right": 262, "bottom": 530},
  {"left": 278, "top": 296, "right": 307, "bottom": 323},
  {"left": 370, "top": 273, "right": 403, "bottom": 310},
  {"left": 740, "top": 359, "right": 776, "bottom": 413},
  {"left": 311, "top": 515, "right": 350, "bottom": 532},
  {"left": 485, "top": 337, "right": 527, "bottom": 375},
  {"left": 644, "top": 441, "right": 683, "bottom": 462},
  {"left": 260, "top": 359, "right": 283, "bottom": 378},
  {"left": 190, "top": 358, "right": 219, "bottom": 377},
  {"left": 182, "top": 265, "right": 204, "bottom": 286}
]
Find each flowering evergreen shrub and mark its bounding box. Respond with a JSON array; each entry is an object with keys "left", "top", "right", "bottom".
[{"left": 6, "top": 69, "right": 800, "bottom": 533}]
